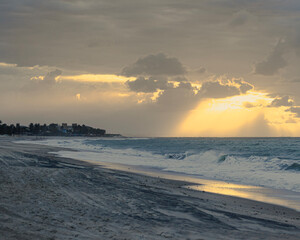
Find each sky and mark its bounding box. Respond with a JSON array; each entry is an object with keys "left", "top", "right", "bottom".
[{"left": 1, "top": 0, "right": 300, "bottom": 137}]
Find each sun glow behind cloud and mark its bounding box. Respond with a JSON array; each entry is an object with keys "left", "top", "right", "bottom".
[
  {"left": 60, "top": 74, "right": 135, "bottom": 83},
  {"left": 176, "top": 91, "right": 300, "bottom": 137},
  {"left": 208, "top": 91, "right": 272, "bottom": 111}
]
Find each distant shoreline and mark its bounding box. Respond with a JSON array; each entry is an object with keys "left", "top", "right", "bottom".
[{"left": 0, "top": 120, "right": 122, "bottom": 138}]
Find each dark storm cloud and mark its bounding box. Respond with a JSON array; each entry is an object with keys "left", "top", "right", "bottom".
[
  {"left": 121, "top": 53, "right": 186, "bottom": 77},
  {"left": 269, "top": 96, "right": 294, "bottom": 107}
]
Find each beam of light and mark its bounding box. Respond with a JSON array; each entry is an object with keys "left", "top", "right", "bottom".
[
  {"left": 75, "top": 93, "right": 81, "bottom": 101},
  {"left": 60, "top": 74, "right": 135, "bottom": 83},
  {"left": 264, "top": 107, "right": 300, "bottom": 136},
  {"left": 0, "top": 62, "right": 18, "bottom": 67},
  {"left": 175, "top": 91, "right": 300, "bottom": 137}
]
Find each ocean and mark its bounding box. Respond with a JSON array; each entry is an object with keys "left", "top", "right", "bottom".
[{"left": 23, "top": 137, "right": 300, "bottom": 193}]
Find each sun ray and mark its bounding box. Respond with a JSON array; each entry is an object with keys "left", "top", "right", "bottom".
[{"left": 176, "top": 91, "right": 300, "bottom": 137}]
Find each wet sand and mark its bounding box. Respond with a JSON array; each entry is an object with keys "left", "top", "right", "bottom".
[{"left": 0, "top": 137, "right": 299, "bottom": 239}]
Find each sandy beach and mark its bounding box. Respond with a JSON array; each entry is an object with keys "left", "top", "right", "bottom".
[{"left": 0, "top": 137, "right": 299, "bottom": 240}]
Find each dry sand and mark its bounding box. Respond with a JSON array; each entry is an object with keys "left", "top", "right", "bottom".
[{"left": 0, "top": 137, "right": 299, "bottom": 239}]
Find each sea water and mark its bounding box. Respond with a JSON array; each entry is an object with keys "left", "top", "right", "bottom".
[{"left": 22, "top": 137, "right": 300, "bottom": 193}]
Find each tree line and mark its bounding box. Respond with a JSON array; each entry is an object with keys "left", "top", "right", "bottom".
[{"left": 0, "top": 121, "right": 106, "bottom": 136}]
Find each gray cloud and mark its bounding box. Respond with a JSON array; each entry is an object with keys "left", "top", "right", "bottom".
[
  {"left": 155, "top": 78, "right": 254, "bottom": 112},
  {"left": 126, "top": 76, "right": 170, "bottom": 93},
  {"left": 198, "top": 81, "right": 240, "bottom": 98},
  {"left": 121, "top": 53, "right": 186, "bottom": 77},
  {"left": 288, "top": 30, "right": 300, "bottom": 57},
  {"left": 229, "top": 10, "right": 250, "bottom": 27},
  {"left": 22, "top": 69, "right": 62, "bottom": 92},
  {"left": 172, "top": 76, "right": 189, "bottom": 82},
  {"left": 1, "top": 0, "right": 300, "bottom": 78},
  {"left": 269, "top": 96, "right": 294, "bottom": 107},
  {"left": 234, "top": 79, "right": 254, "bottom": 93},
  {"left": 42, "top": 69, "right": 62, "bottom": 85},
  {"left": 196, "top": 67, "right": 207, "bottom": 74},
  {"left": 252, "top": 24, "right": 300, "bottom": 78},
  {"left": 156, "top": 82, "right": 197, "bottom": 110},
  {"left": 198, "top": 78, "right": 253, "bottom": 98},
  {"left": 243, "top": 102, "right": 257, "bottom": 108},
  {"left": 288, "top": 107, "right": 300, "bottom": 117},
  {"left": 254, "top": 41, "right": 287, "bottom": 76}
]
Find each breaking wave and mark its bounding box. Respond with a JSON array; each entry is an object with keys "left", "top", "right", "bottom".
[{"left": 285, "top": 163, "right": 300, "bottom": 171}]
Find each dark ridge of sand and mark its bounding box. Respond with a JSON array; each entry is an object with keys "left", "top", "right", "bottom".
[{"left": 0, "top": 137, "right": 299, "bottom": 240}]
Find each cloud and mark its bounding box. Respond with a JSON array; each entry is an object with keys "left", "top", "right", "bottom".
[
  {"left": 229, "top": 10, "right": 251, "bottom": 27},
  {"left": 1, "top": 0, "right": 299, "bottom": 81},
  {"left": 196, "top": 78, "right": 254, "bottom": 99},
  {"left": 42, "top": 69, "right": 62, "bottom": 84},
  {"left": 254, "top": 41, "right": 287, "bottom": 75},
  {"left": 288, "top": 107, "right": 300, "bottom": 117},
  {"left": 196, "top": 67, "right": 207, "bottom": 74},
  {"left": 154, "top": 77, "right": 254, "bottom": 111},
  {"left": 199, "top": 81, "right": 239, "bottom": 98},
  {"left": 289, "top": 30, "right": 300, "bottom": 57},
  {"left": 22, "top": 69, "right": 62, "bottom": 92},
  {"left": 286, "top": 118, "right": 297, "bottom": 123},
  {"left": 292, "top": 78, "right": 300, "bottom": 83},
  {"left": 156, "top": 82, "right": 197, "bottom": 110},
  {"left": 234, "top": 79, "right": 254, "bottom": 93},
  {"left": 121, "top": 53, "right": 186, "bottom": 77},
  {"left": 126, "top": 76, "right": 170, "bottom": 93},
  {"left": 269, "top": 96, "right": 294, "bottom": 107},
  {"left": 243, "top": 102, "right": 257, "bottom": 108}
]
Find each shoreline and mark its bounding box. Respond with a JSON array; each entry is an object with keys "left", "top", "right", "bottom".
[
  {"left": 17, "top": 136, "right": 300, "bottom": 211},
  {"left": 15, "top": 136, "right": 300, "bottom": 197},
  {"left": 54, "top": 154, "right": 300, "bottom": 212},
  {"left": 1, "top": 137, "right": 300, "bottom": 239}
]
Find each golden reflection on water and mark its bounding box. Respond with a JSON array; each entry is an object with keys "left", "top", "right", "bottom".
[
  {"left": 187, "top": 183, "right": 300, "bottom": 210},
  {"left": 188, "top": 183, "right": 262, "bottom": 199}
]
